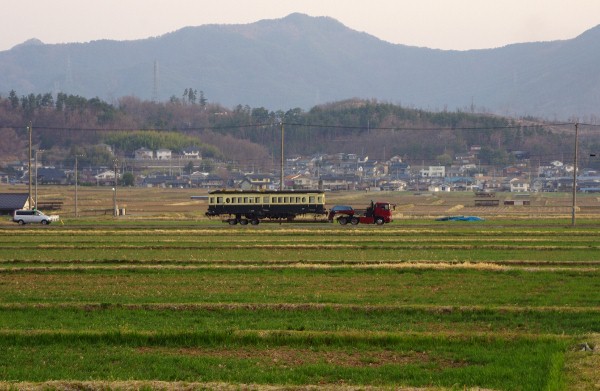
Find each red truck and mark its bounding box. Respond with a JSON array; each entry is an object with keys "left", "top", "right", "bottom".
[{"left": 327, "top": 201, "right": 395, "bottom": 225}]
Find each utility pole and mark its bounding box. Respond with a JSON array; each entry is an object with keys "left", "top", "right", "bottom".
[
  {"left": 74, "top": 155, "right": 83, "bottom": 217},
  {"left": 75, "top": 155, "right": 78, "bottom": 217},
  {"left": 34, "top": 149, "right": 43, "bottom": 209},
  {"left": 280, "top": 122, "right": 284, "bottom": 190},
  {"left": 113, "top": 159, "right": 119, "bottom": 217},
  {"left": 28, "top": 122, "right": 32, "bottom": 209},
  {"left": 571, "top": 123, "right": 579, "bottom": 226}
]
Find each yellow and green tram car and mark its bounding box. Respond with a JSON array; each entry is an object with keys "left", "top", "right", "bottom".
[{"left": 205, "top": 190, "right": 326, "bottom": 225}]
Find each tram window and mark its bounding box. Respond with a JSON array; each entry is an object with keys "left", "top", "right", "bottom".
[
  {"left": 278, "top": 197, "right": 283, "bottom": 203},
  {"left": 264, "top": 197, "right": 269, "bottom": 203},
  {"left": 217, "top": 197, "right": 223, "bottom": 204},
  {"left": 209, "top": 197, "right": 214, "bottom": 204},
  {"left": 318, "top": 197, "right": 322, "bottom": 203},
  {"left": 309, "top": 196, "right": 315, "bottom": 203},
  {"left": 284, "top": 197, "right": 289, "bottom": 203},
  {"left": 243, "top": 197, "right": 249, "bottom": 203},
  {"left": 302, "top": 197, "right": 306, "bottom": 203},
  {"left": 225, "top": 198, "right": 230, "bottom": 203}
]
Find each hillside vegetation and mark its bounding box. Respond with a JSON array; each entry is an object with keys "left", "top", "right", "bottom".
[{"left": 0, "top": 91, "right": 586, "bottom": 170}]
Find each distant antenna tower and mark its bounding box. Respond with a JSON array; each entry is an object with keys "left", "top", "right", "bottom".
[
  {"left": 65, "top": 55, "right": 74, "bottom": 92},
  {"left": 152, "top": 60, "right": 159, "bottom": 102}
]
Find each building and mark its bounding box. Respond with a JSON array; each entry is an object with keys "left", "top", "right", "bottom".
[
  {"left": 509, "top": 178, "right": 530, "bottom": 193},
  {"left": 420, "top": 166, "right": 445, "bottom": 178},
  {"left": 0, "top": 193, "right": 30, "bottom": 215},
  {"left": 156, "top": 149, "right": 172, "bottom": 160},
  {"left": 182, "top": 147, "right": 201, "bottom": 159},
  {"left": 238, "top": 174, "right": 274, "bottom": 190},
  {"left": 94, "top": 170, "right": 120, "bottom": 185},
  {"left": 134, "top": 147, "right": 154, "bottom": 160}
]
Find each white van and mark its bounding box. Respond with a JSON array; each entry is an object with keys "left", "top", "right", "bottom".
[{"left": 12, "top": 209, "right": 59, "bottom": 225}]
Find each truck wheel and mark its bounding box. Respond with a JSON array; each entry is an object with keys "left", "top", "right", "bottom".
[
  {"left": 338, "top": 217, "right": 348, "bottom": 225},
  {"left": 350, "top": 217, "right": 360, "bottom": 225},
  {"left": 250, "top": 219, "right": 260, "bottom": 225},
  {"left": 375, "top": 217, "right": 384, "bottom": 225},
  {"left": 239, "top": 219, "right": 249, "bottom": 225},
  {"left": 228, "top": 219, "right": 238, "bottom": 225}
]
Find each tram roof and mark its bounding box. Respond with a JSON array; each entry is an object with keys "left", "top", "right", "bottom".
[{"left": 208, "top": 189, "right": 324, "bottom": 195}]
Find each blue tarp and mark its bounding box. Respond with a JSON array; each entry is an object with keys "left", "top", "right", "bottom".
[{"left": 435, "top": 216, "right": 485, "bottom": 222}]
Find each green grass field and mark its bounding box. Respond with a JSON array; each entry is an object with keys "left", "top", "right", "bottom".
[{"left": 0, "top": 187, "right": 599, "bottom": 390}]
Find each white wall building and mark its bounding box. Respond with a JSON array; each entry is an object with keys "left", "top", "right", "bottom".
[
  {"left": 420, "top": 166, "right": 445, "bottom": 178},
  {"left": 156, "top": 149, "right": 172, "bottom": 160},
  {"left": 134, "top": 148, "right": 154, "bottom": 160}
]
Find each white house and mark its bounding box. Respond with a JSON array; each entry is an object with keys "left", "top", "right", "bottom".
[
  {"left": 510, "top": 178, "right": 530, "bottom": 192},
  {"left": 156, "top": 149, "right": 172, "bottom": 160},
  {"left": 134, "top": 147, "right": 154, "bottom": 160},
  {"left": 94, "top": 170, "right": 120, "bottom": 185},
  {"left": 182, "top": 147, "right": 201, "bottom": 159},
  {"left": 420, "top": 166, "right": 445, "bottom": 178}
]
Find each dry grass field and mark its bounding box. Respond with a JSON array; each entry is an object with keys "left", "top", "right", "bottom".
[
  {"left": 1, "top": 184, "right": 599, "bottom": 390},
  {"left": 2, "top": 184, "right": 600, "bottom": 222}
]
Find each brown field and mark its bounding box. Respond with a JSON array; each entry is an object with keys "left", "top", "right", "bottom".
[{"left": 2, "top": 184, "right": 600, "bottom": 221}]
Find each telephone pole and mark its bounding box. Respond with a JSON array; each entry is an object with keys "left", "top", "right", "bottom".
[
  {"left": 571, "top": 123, "right": 579, "bottom": 226},
  {"left": 280, "top": 122, "right": 284, "bottom": 190},
  {"left": 113, "top": 159, "right": 119, "bottom": 217},
  {"left": 28, "top": 122, "right": 32, "bottom": 209}
]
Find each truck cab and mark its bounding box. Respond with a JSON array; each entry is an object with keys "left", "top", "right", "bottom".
[{"left": 328, "top": 201, "right": 395, "bottom": 225}]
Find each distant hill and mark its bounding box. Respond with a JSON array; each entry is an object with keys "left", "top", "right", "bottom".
[{"left": 1, "top": 13, "right": 599, "bottom": 120}]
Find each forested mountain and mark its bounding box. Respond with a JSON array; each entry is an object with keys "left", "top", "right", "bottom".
[
  {"left": 0, "top": 92, "right": 583, "bottom": 171},
  {"left": 1, "top": 14, "right": 599, "bottom": 121}
]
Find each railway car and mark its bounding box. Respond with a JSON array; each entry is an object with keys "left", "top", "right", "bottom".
[{"left": 205, "top": 190, "right": 326, "bottom": 225}]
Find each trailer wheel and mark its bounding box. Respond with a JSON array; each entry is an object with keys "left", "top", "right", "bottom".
[
  {"left": 338, "top": 217, "right": 348, "bottom": 225},
  {"left": 239, "top": 219, "right": 249, "bottom": 225},
  {"left": 250, "top": 219, "right": 260, "bottom": 225},
  {"left": 350, "top": 217, "right": 359, "bottom": 225},
  {"left": 228, "top": 219, "right": 238, "bottom": 225},
  {"left": 375, "top": 217, "right": 384, "bottom": 225}
]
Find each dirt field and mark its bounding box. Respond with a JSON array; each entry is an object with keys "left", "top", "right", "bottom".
[{"left": 2, "top": 184, "right": 599, "bottom": 221}]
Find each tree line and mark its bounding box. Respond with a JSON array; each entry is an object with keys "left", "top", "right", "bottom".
[{"left": 0, "top": 91, "right": 584, "bottom": 170}]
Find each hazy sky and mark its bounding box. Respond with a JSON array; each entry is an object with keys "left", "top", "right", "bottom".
[{"left": 3, "top": 0, "right": 600, "bottom": 52}]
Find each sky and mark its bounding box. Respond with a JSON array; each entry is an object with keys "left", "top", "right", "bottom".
[{"left": 2, "top": 0, "right": 600, "bottom": 52}]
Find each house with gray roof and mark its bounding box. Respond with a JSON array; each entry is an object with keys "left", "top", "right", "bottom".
[{"left": 0, "top": 193, "right": 30, "bottom": 215}]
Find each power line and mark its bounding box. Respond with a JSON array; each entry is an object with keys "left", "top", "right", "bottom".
[{"left": 0, "top": 121, "right": 584, "bottom": 133}]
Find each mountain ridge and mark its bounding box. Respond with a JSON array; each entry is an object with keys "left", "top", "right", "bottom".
[{"left": 1, "top": 13, "right": 599, "bottom": 120}]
